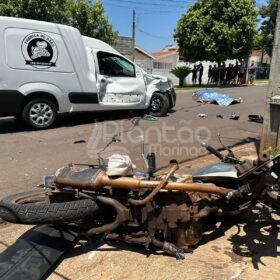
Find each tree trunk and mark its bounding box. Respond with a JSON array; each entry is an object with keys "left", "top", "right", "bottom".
[{"left": 179, "top": 78, "right": 184, "bottom": 87}]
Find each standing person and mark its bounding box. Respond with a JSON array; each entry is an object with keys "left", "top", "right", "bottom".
[
  {"left": 207, "top": 65, "right": 213, "bottom": 85},
  {"left": 213, "top": 64, "right": 219, "bottom": 84},
  {"left": 232, "top": 61, "right": 239, "bottom": 84},
  {"left": 225, "top": 64, "right": 232, "bottom": 84},
  {"left": 192, "top": 65, "right": 197, "bottom": 85},
  {"left": 220, "top": 62, "right": 226, "bottom": 85},
  {"left": 237, "top": 63, "right": 245, "bottom": 84},
  {"left": 248, "top": 61, "right": 256, "bottom": 85},
  {"left": 198, "top": 63, "right": 204, "bottom": 86}
]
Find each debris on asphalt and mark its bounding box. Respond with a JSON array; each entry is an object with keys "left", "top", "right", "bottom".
[
  {"left": 142, "top": 114, "right": 158, "bottom": 121},
  {"left": 248, "top": 115, "right": 264, "bottom": 123},
  {"left": 229, "top": 112, "right": 240, "bottom": 120},
  {"left": 193, "top": 89, "right": 242, "bottom": 106},
  {"left": 216, "top": 114, "right": 224, "bottom": 119},
  {"left": 74, "top": 140, "right": 86, "bottom": 144},
  {"left": 198, "top": 114, "right": 207, "bottom": 118}
]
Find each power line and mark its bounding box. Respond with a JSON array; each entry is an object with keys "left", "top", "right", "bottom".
[
  {"left": 103, "top": 1, "right": 187, "bottom": 13},
  {"left": 106, "top": 0, "right": 190, "bottom": 8},
  {"left": 157, "top": 0, "right": 193, "bottom": 3},
  {"left": 136, "top": 26, "right": 173, "bottom": 40}
]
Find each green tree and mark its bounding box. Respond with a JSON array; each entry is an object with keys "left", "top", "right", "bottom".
[
  {"left": 259, "top": 0, "right": 279, "bottom": 57},
  {"left": 174, "top": 0, "right": 257, "bottom": 63},
  {"left": 0, "top": 0, "right": 117, "bottom": 45},
  {"left": 68, "top": 0, "right": 118, "bottom": 45},
  {"left": 171, "top": 66, "right": 191, "bottom": 86},
  {"left": 253, "top": 32, "right": 264, "bottom": 50},
  {"left": 0, "top": 0, "right": 71, "bottom": 23}
]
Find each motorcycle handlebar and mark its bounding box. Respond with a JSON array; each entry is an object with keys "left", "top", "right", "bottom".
[{"left": 201, "top": 142, "right": 224, "bottom": 160}]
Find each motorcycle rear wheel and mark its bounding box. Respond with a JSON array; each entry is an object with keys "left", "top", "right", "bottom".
[{"left": 0, "top": 190, "right": 100, "bottom": 225}]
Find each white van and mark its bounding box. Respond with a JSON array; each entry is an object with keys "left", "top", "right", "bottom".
[{"left": 0, "top": 17, "right": 176, "bottom": 129}]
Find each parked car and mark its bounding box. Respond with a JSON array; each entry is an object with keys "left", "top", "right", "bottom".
[{"left": 0, "top": 17, "right": 176, "bottom": 129}]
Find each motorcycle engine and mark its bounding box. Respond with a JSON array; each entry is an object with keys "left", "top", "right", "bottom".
[{"left": 140, "top": 191, "right": 211, "bottom": 249}]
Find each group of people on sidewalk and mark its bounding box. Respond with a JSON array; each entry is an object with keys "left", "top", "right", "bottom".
[
  {"left": 192, "top": 63, "right": 204, "bottom": 86},
  {"left": 191, "top": 61, "right": 256, "bottom": 86}
]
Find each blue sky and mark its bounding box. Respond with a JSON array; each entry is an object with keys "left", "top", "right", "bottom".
[{"left": 102, "top": 0, "right": 268, "bottom": 53}]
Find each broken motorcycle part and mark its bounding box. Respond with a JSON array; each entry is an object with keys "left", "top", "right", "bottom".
[
  {"left": 229, "top": 112, "right": 240, "bottom": 120},
  {"left": 248, "top": 114, "right": 263, "bottom": 123},
  {"left": 198, "top": 113, "right": 207, "bottom": 118}
]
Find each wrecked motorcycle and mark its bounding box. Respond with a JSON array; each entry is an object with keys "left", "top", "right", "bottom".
[{"left": 0, "top": 139, "right": 279, "bottom": 259}]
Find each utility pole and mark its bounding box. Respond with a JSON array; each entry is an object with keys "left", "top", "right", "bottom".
[
  {"left": 261, "top": 0, "right": 280, "bottom": 152},
  {"left": 132, "top": 9, "right": 136, "bottom": 61}
]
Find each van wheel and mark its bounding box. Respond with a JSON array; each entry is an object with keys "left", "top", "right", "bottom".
[
  {"left": 22, "top": 99, "right": 57, "bottom": 129},
  {"left": 149, "top": 93, "right": 169, "bottom": 117}
]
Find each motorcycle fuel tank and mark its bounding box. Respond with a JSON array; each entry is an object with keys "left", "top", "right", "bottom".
[{"left": 192, "top": 163, "right": 238, "bottom": 183}]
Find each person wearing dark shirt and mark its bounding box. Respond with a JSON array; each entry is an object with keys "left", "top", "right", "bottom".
[
  {"left": 220, "top": 62, "right": 226, "bottom": 85},
  {"left": 192, "top": 65, "right": 198, "bottom": 85},
  {"left": 198, "top": 63, "right": 204, "bottom": 86},
  {"left": 207, "top": 65, "right": 213, "bottom": 85},
  {"left": 213, "top": 64, "right": 219, "bottom": 84},
  {"left": 225, "top": 64, "right": 232, "bottom": 84}
]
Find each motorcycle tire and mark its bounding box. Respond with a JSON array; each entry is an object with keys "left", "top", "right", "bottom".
[{"left": 0, "top": 190, "right": 100, "bottom": 225}]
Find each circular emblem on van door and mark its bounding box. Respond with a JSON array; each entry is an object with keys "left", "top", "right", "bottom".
[{"left": 21, "top": 32, "right": 58, "bottom": 69}]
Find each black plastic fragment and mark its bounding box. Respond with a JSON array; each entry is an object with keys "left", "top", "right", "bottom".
[
  {"left": 0, "top": 225, "right": 79, "bottom": 280},
  {"left": 74, "top": 140, "right": 86, "bottom": 144},
  {"left": 248, "top": 114, "right": 263, "bottom": 123}
]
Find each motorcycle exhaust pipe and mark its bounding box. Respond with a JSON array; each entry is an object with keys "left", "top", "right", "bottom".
[{"left": 55, "top": 172, "right": 230, "bottom": 196}]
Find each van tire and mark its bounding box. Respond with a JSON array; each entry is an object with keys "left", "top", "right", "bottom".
[
  {"left": 149, "top": 93, "right": 169, "bottom": 117},
  {"left": 22, "top": 99, "right": 57, "bottom": 129}
]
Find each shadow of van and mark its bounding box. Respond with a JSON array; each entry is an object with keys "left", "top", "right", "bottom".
[{"left": 0, "top": 110, "right": 149, "bottom": 134}]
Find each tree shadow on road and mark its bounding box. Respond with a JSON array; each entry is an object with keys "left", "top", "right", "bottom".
[
  {"left": 201, "top": 205, "right": 280, "bottom": 270},
  {"left": 66, "top": 234, "right": 163, "bottom": 260},
  {"left": 66, "top": 204, "right": 280, "bottom": 266},
  {"left": 229, "top": 206, "right": 279, "bottom": 270}
]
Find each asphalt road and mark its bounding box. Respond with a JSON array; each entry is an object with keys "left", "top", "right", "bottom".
[{"left": 0, "top": 85, "right": 267, "bottom": 198}]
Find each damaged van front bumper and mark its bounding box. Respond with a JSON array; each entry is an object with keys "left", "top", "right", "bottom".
[{"left": 144, "top": 73, "right": 176, "bottom": 108}]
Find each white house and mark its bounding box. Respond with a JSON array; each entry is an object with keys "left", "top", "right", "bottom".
[{"left": 134, "top": 46, "right": 154, "bottom": 74}]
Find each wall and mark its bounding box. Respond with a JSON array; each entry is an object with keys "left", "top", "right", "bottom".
[
  {"left": 134, "top": 50, "right": 153, "bottom": 73},
  {"left": 152, "top": 53, "right": 179, "bottom": 84},
  {"left": 153, "top": 59, "right": 239, "bottom": 86},
  {"left": 115, "top": 36, "right": 134, "bottom": 61}
]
